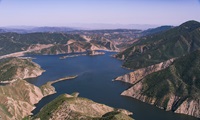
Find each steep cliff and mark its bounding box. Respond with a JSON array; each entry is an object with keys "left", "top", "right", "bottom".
[
  {"left": 0, "top": 80, "right": 44, "bottom": 120},
  {"left": 32, "top": 93, "right": 133, "bottom": 120},
  {"left": 26, "top": 39, "right": 117, "bottom": 55},
  {"left": 0, "top": 76, "right": 74, "bottom": 120},
  {"left": 0, "top": 58, "right": 54, "bottom": 120},
  {"left": 120, "top": 50, "right": 200, "bottom": 118},
  {"left": 115, "top": 58, "right": 175, "bottom": 84},
  {"left": 0, "top": 58, "right": 44, "bottom": 82}
]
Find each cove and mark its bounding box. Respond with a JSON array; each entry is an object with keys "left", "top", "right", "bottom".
[{"left": 27, "top": 52, "right": 198, "bottom": 120}]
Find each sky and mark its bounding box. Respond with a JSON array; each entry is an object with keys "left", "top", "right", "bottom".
[{"left": 0, "top": 0, "right": 200, "bottom": 28}]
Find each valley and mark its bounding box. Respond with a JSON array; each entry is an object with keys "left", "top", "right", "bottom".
[{"left": 0, "top": 20, "right": 199, "bottom": 120}]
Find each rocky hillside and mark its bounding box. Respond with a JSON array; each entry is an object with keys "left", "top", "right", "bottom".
[
  {"left": 119, "top": 50, "right": 200, "bottom": 118},
  {"left": 0, "top": 57, "right": 132, "bottom": 120},
  {"left": 115, "top": 58, "right": 175, "bottom": 84},
  {"left": 0, "top": 32, "right": 119, "bottom": 57},
  {"left": 27, "top": 39, "right": 115, "bottom": 55},
  {"left": 32, "top": 93, "right": 133, "bottom": 120},
  {"left": 0, "top": 57, "right": 55, "bottom": 120},
  {"left": 115, "top": 20, "right": 200, "bottom": 70},
  {"left": 0, "top": 58, "right": 44, "bottom": 82},
  {"left": 0, "top": 80, "right": 44, "bottom": 120},
  {"left": 0, "top": 78, "right": 59, "bottom": 120}
]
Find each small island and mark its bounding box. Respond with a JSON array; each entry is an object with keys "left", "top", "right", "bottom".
[
  {"left": 88, "top": 50, "right": 105, "bottom": 56},
  {"left": 59, "top": 54, "right": 87, "bottom": 59}
]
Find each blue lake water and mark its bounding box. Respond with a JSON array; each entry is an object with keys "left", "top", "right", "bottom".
[{"left": 27, "top": 52, "right": 198, "bottom": 120}]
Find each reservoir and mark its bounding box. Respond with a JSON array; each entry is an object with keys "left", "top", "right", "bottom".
[{"left": 27, "top": 52, "right": 198, "bottom": 120}]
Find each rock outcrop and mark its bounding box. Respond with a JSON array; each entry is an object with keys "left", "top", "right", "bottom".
[
  {"left": 33, "top": 93, "right": 133, "bottom": 120},
  {"left": 118, "top": 50, "right": 200, "bottom": 118},
  {"left": 0, "top": 58, "right": 54, "bottom": 120},
  {"left": 0, "top": 80, "right": 44, "bottom": 120},
  {"left": 116, "top": 58, "right": 175, "bottom": 84},
  {"left": 122, "top": 84, "right": 200, "bottom": 118},
  {"left": 0, "top": 77, "right": 68, "bottom": 120},
  {"left": 175, "top": 98, "right": 200, "bottom": 118},
  {"left": 0, "top": 58, "right": 44, "bottom": 82}
]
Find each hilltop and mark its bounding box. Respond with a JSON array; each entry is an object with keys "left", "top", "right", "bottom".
[
  {"left": 118, "top": 50, "right": 200, "bottom": 118},
  {"left": 115, "top": 20, "right": 200, "bottom": 70},
  {"left": 0, "top": 58, "right": 44, "bottom": 82},
  {"left": 31, "top": 93, "right": 133, "bottom": 120}
]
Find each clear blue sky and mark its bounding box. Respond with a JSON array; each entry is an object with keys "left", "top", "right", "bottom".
[{"left": 0, "top": 0, "right": 200, "bottom": 27}]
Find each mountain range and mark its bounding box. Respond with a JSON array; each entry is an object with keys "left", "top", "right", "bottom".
[{"left": 115, "top": 20, "right": 200, "bottom": 118}]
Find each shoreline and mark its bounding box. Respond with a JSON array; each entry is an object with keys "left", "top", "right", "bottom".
[
  {"left": 0, "top": 49, "right": 119, "bottom": 60},
  {"left": 40, "top": 75, "right": 78, "bottom": 96},
  {"left": 48, "top": 75, "right": 78, "bottom": 85}
]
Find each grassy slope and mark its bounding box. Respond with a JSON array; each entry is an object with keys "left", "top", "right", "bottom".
[
  {"left": 139, "top": 50, "right": 200, "bottom": 108},
  {"left": 0, "top": 58, "right": 42, "bottom": 81},
  {"left": 116, "top": 20, "right": 200, "bottom": 69},
  {"left": 33, "top": 94, "right": 133, "bottom": 120}
]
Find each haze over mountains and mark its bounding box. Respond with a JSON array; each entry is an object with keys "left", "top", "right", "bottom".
[
  {"left": 0, "top": 23, "right": 161, "bottom": 34},
  {"left": 0, "top": 25, "right": 173, "bottom": 58}
]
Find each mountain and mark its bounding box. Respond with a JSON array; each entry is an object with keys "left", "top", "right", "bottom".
[
  {"left": 0, "top": 29, "right": 6, "bottom": 33},
  {"left": 142, "top": 25, "right": 173, "bottom": 36},
  {"left": 31, "top": 93, "right": 133, "bottom": 120},
  {"left": 0, "top": 32, "right": 118, "bottom": 57},
  {"left": 114, "top": 20, "right": 200, "bottom": 118},
  {"left": 29, "top": 27, "right": 75, "bottom": 33},
  {"left": 117, "top": 50, "right": 200, "bottom": 118},
  {"left": 0, "top": 79, "right": 44, "bottom": 120},
  {"left": 0, "top": 57, "right": 133, "bottom": 120},
  {"left": 115, "top": 20, "right": 200, "bottom": 70},
  {"left": 0, "top": 58, "right": 44, "bottom": 82}
]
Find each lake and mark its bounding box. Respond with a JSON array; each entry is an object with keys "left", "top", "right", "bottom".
[{"left": 27, "top": 52, "right": 198, "bottom": 120}]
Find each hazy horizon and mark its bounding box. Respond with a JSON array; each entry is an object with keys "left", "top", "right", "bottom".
[
  {"left": 0, "top": 0, "right": 200, "bottom": 29},
  {"left": 0, "top": 23, "right": 162, "bottom": 30}
]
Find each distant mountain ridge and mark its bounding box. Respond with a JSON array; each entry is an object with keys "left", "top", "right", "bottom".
[{"left": 0, "top": 27, "right": 75, "bottom": 33}]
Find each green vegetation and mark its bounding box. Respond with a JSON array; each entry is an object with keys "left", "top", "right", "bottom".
[
  {"left": 33, "top": 94, "right": 133, "bottom": 120},
  {"left": 40, "top": 75, "right": 78, "bottom": 96},
  {"left": 138, "top": 50, "right": 200, "bottom": 108},
  {"left": 142, "top": 25, "right": 173, "bottom": 36},
  {"left": 0, "top": 32, "right": 86, "bottom": 56},
  {"left": 0, "top": 29, "right": 141, "bottom": 56},
  {"left": 33, "top": 94, "right": 69, "bottom": 120},
  {"left": 0, "top": 104, "right": 12, "bottom": 118},
  {"left": 0, "top": 58, "right": 42, "bottom": 82},
  {"left": 116, "top": 20, "right": 200, "bottom": 70}
]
